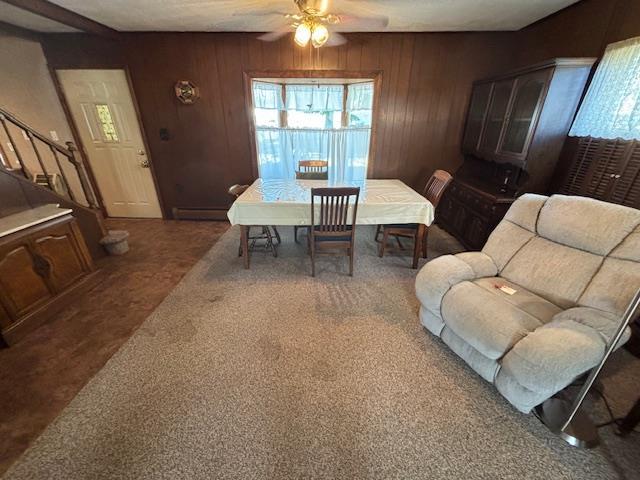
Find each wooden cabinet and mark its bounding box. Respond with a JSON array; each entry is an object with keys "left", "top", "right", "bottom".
[
  {"left": 438, "top": 58, "right": 596, "bottom": 250},
  {"left": 436, "top": 177, "right": 514, "bottom": 251},
  {"left": 462, "top": 58, "right": 595, "bottom": 193},
  {"left": 560, "top": 137, "right": 640, "bottom": 209},
  {"left": 0, "top": 214, "right": 97, "bottom": 345}
]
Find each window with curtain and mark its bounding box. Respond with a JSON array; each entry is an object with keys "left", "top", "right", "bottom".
[
  {"left": 252, "top": 80, "right": 374, "bottom": 183},
  {"left": 569, "top": 36, "right": 640, "bottom": 140}
]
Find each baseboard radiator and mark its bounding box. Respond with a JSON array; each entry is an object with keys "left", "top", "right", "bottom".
[{"left": 171, "top": 207, "right": 228, "bottom": 221}]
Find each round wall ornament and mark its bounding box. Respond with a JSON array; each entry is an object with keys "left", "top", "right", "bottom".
[{"left": 175, "top": 80, "right": 200, "bottom": 104}]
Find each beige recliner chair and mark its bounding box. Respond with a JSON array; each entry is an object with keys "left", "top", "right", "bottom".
[{"left": 415, "top": 194, "right": 640, "bottom": 413}]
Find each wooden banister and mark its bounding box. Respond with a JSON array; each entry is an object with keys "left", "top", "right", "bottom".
[{"left": 0, "top": 106, "right": 100, "bottom": 209}]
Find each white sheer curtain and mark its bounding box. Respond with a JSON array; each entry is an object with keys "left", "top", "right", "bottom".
[
  {"left": 570, "top": 36, "right": 640, "bottom": 140},
  {"left": 254, "top": 81, "right": 374, "bottom": 183},
  {"left": 252, "top": 81, "right": 283, "bottom": 110},
  {"left": 256, "top": 128, "right": 370, "bottom": 183},
  {"left": 347, "top": 82, "right": 374, "bottom": 110},
  {"left": 285, "top": 85, "right": 344, "bottom": 112}
]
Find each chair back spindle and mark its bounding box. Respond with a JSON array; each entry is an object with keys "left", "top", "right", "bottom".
[{"left": 311, "top": 187, "right": 359, "bottom": 233}]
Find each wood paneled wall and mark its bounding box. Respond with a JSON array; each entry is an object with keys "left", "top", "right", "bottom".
[
  {"left": 42, "top": 32, "right": 512, "bottom": 217},
  {"left": 511, "top": 0, "right": 640, "bottom": 191},
  {"left": 513, "top": 0, "right": 640, "bottom": 67}
]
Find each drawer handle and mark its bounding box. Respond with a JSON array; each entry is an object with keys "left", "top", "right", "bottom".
[{"left": 33, "top": 255, "right": 51, "bottom": 278}]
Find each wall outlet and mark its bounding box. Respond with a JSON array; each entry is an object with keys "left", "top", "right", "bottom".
[{"left": 50, "top": 130, "right": 59, "bottom": 141}]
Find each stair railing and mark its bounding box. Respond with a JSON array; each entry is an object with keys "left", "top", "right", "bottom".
[{"left": 0, "top": 107, "right": 99, "bottom": 209}]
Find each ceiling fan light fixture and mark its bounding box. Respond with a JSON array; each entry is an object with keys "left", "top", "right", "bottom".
[
  {"left": 311, "top": 23, "right": 329, "bottom": 48},
  {"left": 294, "top": 22, "right": 312, "bottom": 47}
]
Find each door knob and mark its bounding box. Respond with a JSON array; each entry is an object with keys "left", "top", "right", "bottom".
[
  {"left": 140, "top": 158, "right": 150, "bottom": 168},
  {"left": 137, "top": 150, "right": 146, "bottom": 156}
]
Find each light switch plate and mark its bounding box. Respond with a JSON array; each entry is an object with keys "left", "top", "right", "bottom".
[
  {"left": 7, "top": 142, "right": 14, "bottom": 152},
  {"left": 50, "top": 130, "right": 59, "bottom": 141},
  {"left": 21, "top": 130, "right": 29, "bottom": 140}
]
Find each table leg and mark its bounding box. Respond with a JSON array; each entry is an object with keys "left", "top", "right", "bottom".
[
  {"left": 240, "top": 225, "right": 250, "bottom": 269},
  {"left": 413, "top": 224, "right": 426, "bottom": 269}
]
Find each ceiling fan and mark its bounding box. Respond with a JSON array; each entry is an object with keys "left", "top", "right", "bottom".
[{"left": 253, "top": 0, "right": 389, "bottom": 48}]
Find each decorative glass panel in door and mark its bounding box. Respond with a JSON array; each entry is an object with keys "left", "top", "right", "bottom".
[
  {"left": 479, "top": 79, "right": 514, "bottom": 154},
  {"left": 500, "top": 70, "right": 549, "bottom": 156},
  {"left": 462, "top": 82, "right": 492, "bottom": 153}
]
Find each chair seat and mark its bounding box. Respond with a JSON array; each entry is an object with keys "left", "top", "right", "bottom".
[
  {"left": 441, "top": 277, "right": 563, "bottom": 360},
  {"left": 314, "top": 225, "right": 353, "bottom": 242}
]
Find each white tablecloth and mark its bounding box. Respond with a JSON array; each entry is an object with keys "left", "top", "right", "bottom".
[{"left": 227, "top": 179, "right": 434, "bottom": 226}]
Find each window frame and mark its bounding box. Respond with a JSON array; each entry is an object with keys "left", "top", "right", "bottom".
[{"left": 244, "top": 70, "right": 381, "bottom": 179}]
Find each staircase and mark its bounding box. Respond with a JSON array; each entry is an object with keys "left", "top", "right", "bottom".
[{"left": 0, "top": 107, "right": 106, "bottom": 259}]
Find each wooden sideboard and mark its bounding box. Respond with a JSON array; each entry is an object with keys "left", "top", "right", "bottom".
[
  {"left": 437, "top": 176, "right": 514, "bottom": 251},
  {"left": 0, "top": 207, "right": 99, "bottom": 345}
]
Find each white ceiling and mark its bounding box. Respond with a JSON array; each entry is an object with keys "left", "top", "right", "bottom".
[
  {"left": 39, "top": 0, "right": 580, "bottom": 33},
  {"left": 0, "top": 3, "right": 78, "bottom": 33}
]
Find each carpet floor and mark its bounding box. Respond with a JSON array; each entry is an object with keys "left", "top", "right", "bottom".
[{"left": 3, "top": 226, "right": 639, "bottom": 480}]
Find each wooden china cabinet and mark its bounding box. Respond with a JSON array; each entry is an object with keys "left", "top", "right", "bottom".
[{"left": 437, "top": 58, "right": 596, "bottom": 250}]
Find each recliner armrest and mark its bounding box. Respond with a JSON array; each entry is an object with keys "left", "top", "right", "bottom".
[
  {"left": 415, "top": 252, "right": 498, "bottom": 317},
  {"left": 500, "top": 306, "right": 629, "bottom": 396}
]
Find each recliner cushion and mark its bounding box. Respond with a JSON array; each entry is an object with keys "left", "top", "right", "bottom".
[
  {"left": 482, "top": 221, "right": 535, "bottom": 272},
  {"left": 536, "top": 195, "right": 640, "bottom": 256},
  {"left": 502, "top": 193, "right": 547, "bottom": 231},
  {"left": 579, "top": 257, "right": 640, "bottom": 316},
  {"left": 500, "top": 236, "right": 602, "bottom": 309},
  {"left": 500, "top": 319, "right": 607, "bottom": 394},
  {"left": 473, "top": 277, "right": 563, "bottom": 324},
  {"left": 441, "top": 280, "right": 558, "bottom": 360}
]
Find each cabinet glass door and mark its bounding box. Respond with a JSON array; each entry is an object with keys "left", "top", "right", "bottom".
[
  {"left": 500, "top": 70, "right": 549, "bottom": 156},
  {"left": 479, "top": 79, "right": 514, "bottom": 154},
  {"left": 462, "top": 83, "right": 492, "bottom": 153}
]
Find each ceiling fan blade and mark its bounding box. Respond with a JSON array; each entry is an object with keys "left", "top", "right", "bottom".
[
  {"left": 325, "top": 32, "right": 348, "bottom": 47},
  {"left": 231, "top": 10, "right": 290, "bottom": 18},
  {"left": 257, "top": 26, "right": 292, "bottom": 42},
  {"left": 336, "top": 14, "right": 389, "bottom": 30}
]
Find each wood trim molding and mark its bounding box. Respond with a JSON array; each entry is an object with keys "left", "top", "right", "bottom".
[
  {"left": 1, "top": 0, "right": 118, "bottom": 37},
  {"left": 0, "top": 20, "right": 41, "bottom": 41},
  {"left": 243, "top": 69, "right": 383, "bottom": 181},
  {"left": 48, "top": 66, "right": 107, "bottom": 216}
]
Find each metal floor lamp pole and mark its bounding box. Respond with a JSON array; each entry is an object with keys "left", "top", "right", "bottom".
[{"left": 535, "top": 289, "right": 640, "bottom": 448}]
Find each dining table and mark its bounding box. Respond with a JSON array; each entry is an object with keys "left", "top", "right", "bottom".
[{"left": 227, "top": 178, "right": 435, "bottom": 269}]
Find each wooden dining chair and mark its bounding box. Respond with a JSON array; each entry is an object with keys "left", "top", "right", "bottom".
[
  {"left": 376, "top": 170, "right": 453, "bottom": 260},
  {"left": 228, "top": 184, "right": 280, "bottom": 257},
  {"left": 294, "top": 160, "right": 329, "bottom": 241},
  {"left": 309, "top": 187, "right": 360, "bottom": 277},
  {"left": 296, "top": 160, "right": 329, "bottom": 180}
]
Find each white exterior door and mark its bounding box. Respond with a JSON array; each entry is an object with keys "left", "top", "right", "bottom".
[{"left": 58, "top": 69, "right": 162, "bottom": 218}]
